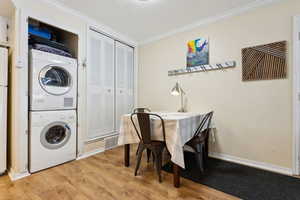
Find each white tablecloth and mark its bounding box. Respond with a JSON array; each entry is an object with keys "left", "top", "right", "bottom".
[{"left": 118, "top": 112, "right": 215, "bottom": 168}]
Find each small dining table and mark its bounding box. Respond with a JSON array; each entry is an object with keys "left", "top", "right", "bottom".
[{"left": 118, "top": 112, "right": 215, "bottom": 188}]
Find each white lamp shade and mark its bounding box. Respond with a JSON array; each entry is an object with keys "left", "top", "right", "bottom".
[{"left": 171, "top": 82, "right": 180, "bottom": 96}]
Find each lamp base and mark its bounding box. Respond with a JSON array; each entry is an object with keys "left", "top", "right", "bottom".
[{"left": 177, "top": 108, "right": 186, "bottom": 113}]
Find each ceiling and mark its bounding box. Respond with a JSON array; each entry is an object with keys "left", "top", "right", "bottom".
[{"left": 56, "top": 0, "right": 274, "bottom": 43}]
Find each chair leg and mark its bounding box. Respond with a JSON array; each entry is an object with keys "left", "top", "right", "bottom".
[
  {"left": 157, "top": 154, "right": 163, "bottom": 183},
  {"left": 149, "top": 152, "right": 154, "bottom": 166},
  {"left": 147, "top": 149, "right": 151, "bottom": 163},
  {"left": 153, "top": 150, "right": 163, "bottom": 183},
  {"left": 135, "top": 145, "right": 145, "bottom": 176},
  {"left": 136, "top": 143, "right": 141, "bottom": 155},
  {"left": 137, "top": 144, "right": 151, "bottom": 162},
  {"left": 195, "top": 153, "right": 204, "bottom": 173},
  {"left": 202, "top": 144, "right": 207, "bottom": 167},
  {"left": 204, "top": 137, "right": 209, "bottom": 159},
  {"left": 194, "top": 144, "right": 204, "bottom": 173}
]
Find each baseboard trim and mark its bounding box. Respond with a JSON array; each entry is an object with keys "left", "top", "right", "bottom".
[
  {"left": 76, "top": 149, "right": 105, "bottom": 160},
  {"left": 209, "top": 152, "right": 293, "bottom": 176},
  {"left": 8, "top": 170, "right": 31, "bottom": 181}
]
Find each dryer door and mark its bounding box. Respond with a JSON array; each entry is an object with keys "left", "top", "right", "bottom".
[
  {"left": 39, "top": 65, "right": 73, "bottom": 96},
  {"left": 40, "top": 122, "right": 71, "bottom": 150}
]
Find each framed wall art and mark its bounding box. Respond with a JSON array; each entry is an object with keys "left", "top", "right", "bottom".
[
  {"left": 187, "top": 38, "right": 209, "bottom": 68},
  {"left": 242, "top": 41, "right": 287, "bottom": 81}
]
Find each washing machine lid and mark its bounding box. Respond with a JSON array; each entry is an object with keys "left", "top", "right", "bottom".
[
  {"left": 39, "top": 65, "right": 73, "bottom": 96},
  {"left": 40, "top": 122, "right": 72, "bottom": 150}
]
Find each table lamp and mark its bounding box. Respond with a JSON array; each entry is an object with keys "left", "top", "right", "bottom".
[{"left": 171, "top": 82, "right": 186, "bottom": 112}]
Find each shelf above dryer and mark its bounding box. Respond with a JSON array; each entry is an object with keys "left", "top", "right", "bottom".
[{"left": 0, "top": 41, "right": 9, "bottom": 48}]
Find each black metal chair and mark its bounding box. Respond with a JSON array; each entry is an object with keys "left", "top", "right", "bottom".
[
  {"left": 133, "top": 108, "right": 152, "bottom": 161},
  {"left": 130, "top": 112, "right": 168, "bottom": 182},
  {"left": 184, "top": 112, "right": 214, "bottom": 173}
]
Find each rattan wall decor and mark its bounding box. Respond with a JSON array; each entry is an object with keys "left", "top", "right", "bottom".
[{"left": 242, "top": 41, "right": 287, "bottom": 81}]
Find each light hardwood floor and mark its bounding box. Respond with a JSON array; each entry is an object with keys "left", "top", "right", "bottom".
[{"left": 0, "top": 146, "right": 240, "bottom": 200}]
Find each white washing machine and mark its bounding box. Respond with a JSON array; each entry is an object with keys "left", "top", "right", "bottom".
[
  {"left": 29, "top": 49, "right": 77, "bottom": 111},
  {"left": 29, "top": 110, "right": 77, "bottom": 173}
]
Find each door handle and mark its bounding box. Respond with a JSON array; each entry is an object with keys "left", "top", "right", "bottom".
[{"left": 82, "top": 58, "right": 87, "bottom": 68}]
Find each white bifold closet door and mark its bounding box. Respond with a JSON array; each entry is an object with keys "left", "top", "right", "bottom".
[
  {"left": 87, "top": 30, "right": 115, "bottom": 139},
  {"left": 115, "top": 42, "right": 134, "bottom": 129}
]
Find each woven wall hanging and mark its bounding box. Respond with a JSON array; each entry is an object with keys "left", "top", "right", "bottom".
[{"left": 242, "top": 41, "right": 287, "bottom": 81}]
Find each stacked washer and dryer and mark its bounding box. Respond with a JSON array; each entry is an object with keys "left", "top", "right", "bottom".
[{"left": 29, "top": 49, "right": 77, "bottom": 173}]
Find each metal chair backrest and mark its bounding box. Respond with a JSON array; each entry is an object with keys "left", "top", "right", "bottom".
[
  {"left": 133, "top": 108, "right": 151, "bottom": 113},
  {"left": 194, "top": 112, "right": 214, "bottom": 138},
  {"left": 130, "top": 112, "right": 166, "bottom": 145}
]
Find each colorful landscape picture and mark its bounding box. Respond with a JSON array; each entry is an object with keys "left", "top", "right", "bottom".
[{"left": 187, "top": 38, "right": 209, "bottom": 68}]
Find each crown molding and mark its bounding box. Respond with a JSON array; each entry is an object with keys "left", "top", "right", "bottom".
[
  {"left": 37, "top": 0, "right": 138, "bottom": 46},
  {"left": 140, "top": 0, "right": 286, "bottom": 45}
]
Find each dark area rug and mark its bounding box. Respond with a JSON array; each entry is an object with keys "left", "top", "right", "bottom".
[{"left": 163, "top": 152, "right": 300, "bottom": 200}]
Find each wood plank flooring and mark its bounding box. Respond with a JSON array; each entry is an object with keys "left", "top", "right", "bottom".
[{"left": 0, "top": 146, "right": 240, "bottom": 200}]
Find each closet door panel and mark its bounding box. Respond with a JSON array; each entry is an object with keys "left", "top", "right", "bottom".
[
  {"left": 87, "top": 31, "right": 115, "bottom": 139},
  {"left": 126, "top": 47, "right": 134, "bottom": 110},
  {"left": 116, "top": 42, "right": 134, "bottom": 130}
]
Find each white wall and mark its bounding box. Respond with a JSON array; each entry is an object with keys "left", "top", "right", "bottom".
[{"left": 138, "top": 0, "right": 299, "bottom": 169}]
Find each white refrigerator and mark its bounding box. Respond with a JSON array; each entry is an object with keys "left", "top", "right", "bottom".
[{"left": 0, "top": 47, "right": 7, "bottom": 175}]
